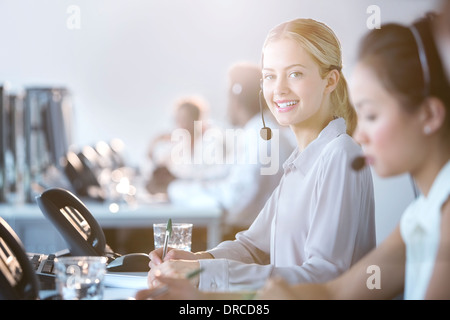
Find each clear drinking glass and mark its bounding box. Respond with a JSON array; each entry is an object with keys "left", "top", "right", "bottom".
[
  {"left": 54, "top": 256, "right": 107, "bottom": 300},
  {"left": 153, "top": 223, "right": 193, "bottom": 251}
]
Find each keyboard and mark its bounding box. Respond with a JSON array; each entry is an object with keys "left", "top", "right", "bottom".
[
  {"left": 27, "top": 252, "right": 59, "bottom": 290},
  {"left": 28, "top": 253, "right": 56, "bottom": 276}
]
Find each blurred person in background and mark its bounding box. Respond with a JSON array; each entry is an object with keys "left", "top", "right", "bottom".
[
  {"left": 433, "top": 0, "right": 450, "bottom": 82},
  {"left": 145, "top": 95, "right": 227, "bottom": 196}
]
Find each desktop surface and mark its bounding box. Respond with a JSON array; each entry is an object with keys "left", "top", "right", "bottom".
[
  {"left": 1, "top": 200, "right": 223, "bottom": 253},
  {"left": 38, "top": 271, "right": 147, "bottom": 300}
]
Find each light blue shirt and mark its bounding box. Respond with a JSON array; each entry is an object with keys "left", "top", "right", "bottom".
[{"left": 400, "top": 160, "right": 450, "bottom": 300}]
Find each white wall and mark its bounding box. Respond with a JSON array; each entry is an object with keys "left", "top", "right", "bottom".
[{"left": 0, "top": 0, "right": 442, "bottom": 243}]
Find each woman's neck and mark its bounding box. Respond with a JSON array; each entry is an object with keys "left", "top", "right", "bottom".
[
  {"left": 291, "top": 94, "right": 335, "bottom": 151},
  {"left": 412, "top": 144, "right": 450, "bottom": 197},
  {"left": 291, "top": 114, "right": 335, "bottom": 152}
]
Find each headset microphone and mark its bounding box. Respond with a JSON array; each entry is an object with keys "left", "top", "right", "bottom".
[
  {"left": 351, "top": 156, "right": 366, "bottom": 171},
  {"left": 259, "top": 80, "right": 272, "bottom": 140}
]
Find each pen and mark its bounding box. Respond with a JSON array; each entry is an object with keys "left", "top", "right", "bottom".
[
  {"left": 185, "top": 267, "right": 204, "bottom": 279},
  {"left": 147, "top": 268, "right": 205, "bottom": 298},
  {"left": 162, "top": 218, "right": 172, "bottom": 260}
]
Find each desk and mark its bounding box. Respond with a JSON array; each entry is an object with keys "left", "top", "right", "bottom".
[
  {"left": 39, "top": 287, "right": 140, "bottom": 300},
  {"left": 0, "top": 201, "right": 223, "bottom": 253},
  {"left": 39, "top": 272, "right": 148, "bottom": 300}
]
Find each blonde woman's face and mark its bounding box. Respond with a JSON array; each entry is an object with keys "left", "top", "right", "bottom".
[
  {"left": 262, "top": 38, "right": 330, "bottom": 128},
  {"left": 351, "top": 63, "right": 425, "bottom": 177}
]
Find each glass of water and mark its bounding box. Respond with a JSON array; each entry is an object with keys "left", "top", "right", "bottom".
[
  {"left": 54, "top": 256, "right": 107, "bottom": 300},
  {"left": 153, "top": 222, "right": 193, "bottom": 251}
]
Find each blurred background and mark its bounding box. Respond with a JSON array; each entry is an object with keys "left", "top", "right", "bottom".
[{"left": 0, "top": 0, "right": 443, "bottom": 247}]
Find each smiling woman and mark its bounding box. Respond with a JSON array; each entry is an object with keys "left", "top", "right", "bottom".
[
  {"left": 141, "top": 18, "right": 377, "bottom": 297},
  {"left": 261, "top": 19, "right": 357, "bottom": 141}
]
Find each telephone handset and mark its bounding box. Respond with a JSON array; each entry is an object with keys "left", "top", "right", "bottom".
[
  {"left": 63, "top": 151, "right": 106, "bottom": 202},
  {"left": 62, "top": 142, "right": 127, "bottom": 202},
  {"left": 0, "top": 217, "right": 40, "bottom": 300},
  {"left": 35, "top": 187, "right": 150, "bottom": 272}
]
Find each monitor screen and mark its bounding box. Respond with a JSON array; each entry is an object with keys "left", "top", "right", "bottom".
[
  {"left": 25, "top": 87, "right": 73, "bottom": 168},
  {"left": 24, "top": 87, "right": 74, "bottom": 201},
  {"left": 0, "top": 86, "right": 7, "bottom": 202}
]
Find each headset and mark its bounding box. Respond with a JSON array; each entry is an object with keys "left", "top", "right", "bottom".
[
  {"left": 408, "top": 15, "right": 445, "bottom": 199},
  {"left": 259, "top": 79, "right": 272, "bottom": 140},
  {"left": 410, "top": 13, "right": 450, "bottom": 105},
  {"left": 353, "top": 14, "right": 447, "bottom": 200},
  {"left": 410, "top": 22, "right": 431, "bottom": 98}
]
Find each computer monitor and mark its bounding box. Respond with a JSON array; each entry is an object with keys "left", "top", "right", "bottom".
[
  {"left": 0, "top": 85, "right": 8, "bottom": 202},
  {"left": 0, "top": 85, "right": 28, "bottom": 203},
  {"left": 46, "top": 88, "right": 73, "bottom": 165},
  {"left": 24, "top": 87, "right": 74, "bottom": 202}
]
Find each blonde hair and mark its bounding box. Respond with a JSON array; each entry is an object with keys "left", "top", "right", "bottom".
[{"left": 262, "top": 18, "right": 357, "bottom": 135}]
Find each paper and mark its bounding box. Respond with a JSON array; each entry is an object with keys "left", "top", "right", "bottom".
[{"left": 104, "top": 272, "right": 148, "bottom": 289}]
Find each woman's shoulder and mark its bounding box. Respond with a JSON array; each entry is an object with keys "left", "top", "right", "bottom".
[{"left": 321, "top": 133, "right": 362, "bottom": 158}]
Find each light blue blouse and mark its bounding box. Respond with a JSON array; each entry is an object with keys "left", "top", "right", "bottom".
[{"left": 400, "top": 160, "right": 450, "bottom": 299}]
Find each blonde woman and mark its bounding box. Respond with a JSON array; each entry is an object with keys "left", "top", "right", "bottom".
[{"left": 140, "top": 18, "right": 376, "bottom": 298}]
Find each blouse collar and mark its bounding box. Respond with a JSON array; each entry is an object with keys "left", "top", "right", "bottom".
[
  {"left": 402, "top": 160, "right": 450, "bottom": 235},
  {"left": 283, "top": 117, "right": 347, "bottom": 175}
]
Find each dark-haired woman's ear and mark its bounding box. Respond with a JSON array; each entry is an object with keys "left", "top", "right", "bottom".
[{"left": 420, "top": 97, "right": 446, "bottom": 136}]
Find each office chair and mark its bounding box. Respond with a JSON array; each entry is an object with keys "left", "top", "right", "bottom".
[{"left": 0, "top": 217, "right": 40, "bottom": 300}]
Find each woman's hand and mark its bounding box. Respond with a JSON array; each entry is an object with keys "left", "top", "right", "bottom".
[
  {"left": 136, "top": 274, "right": 204, "bottom": 300},
  {"left": 255, "top": 277, "right": 298, "bottom": 300},
  {"left": 147, "top": 247, "right": 214, "bottom": 288},
  {"left": 148, "top": 259, "right": 201, "bottom": 288},
  {"left": 149, "top": 247, "right": 200, "bottom": 266}
]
